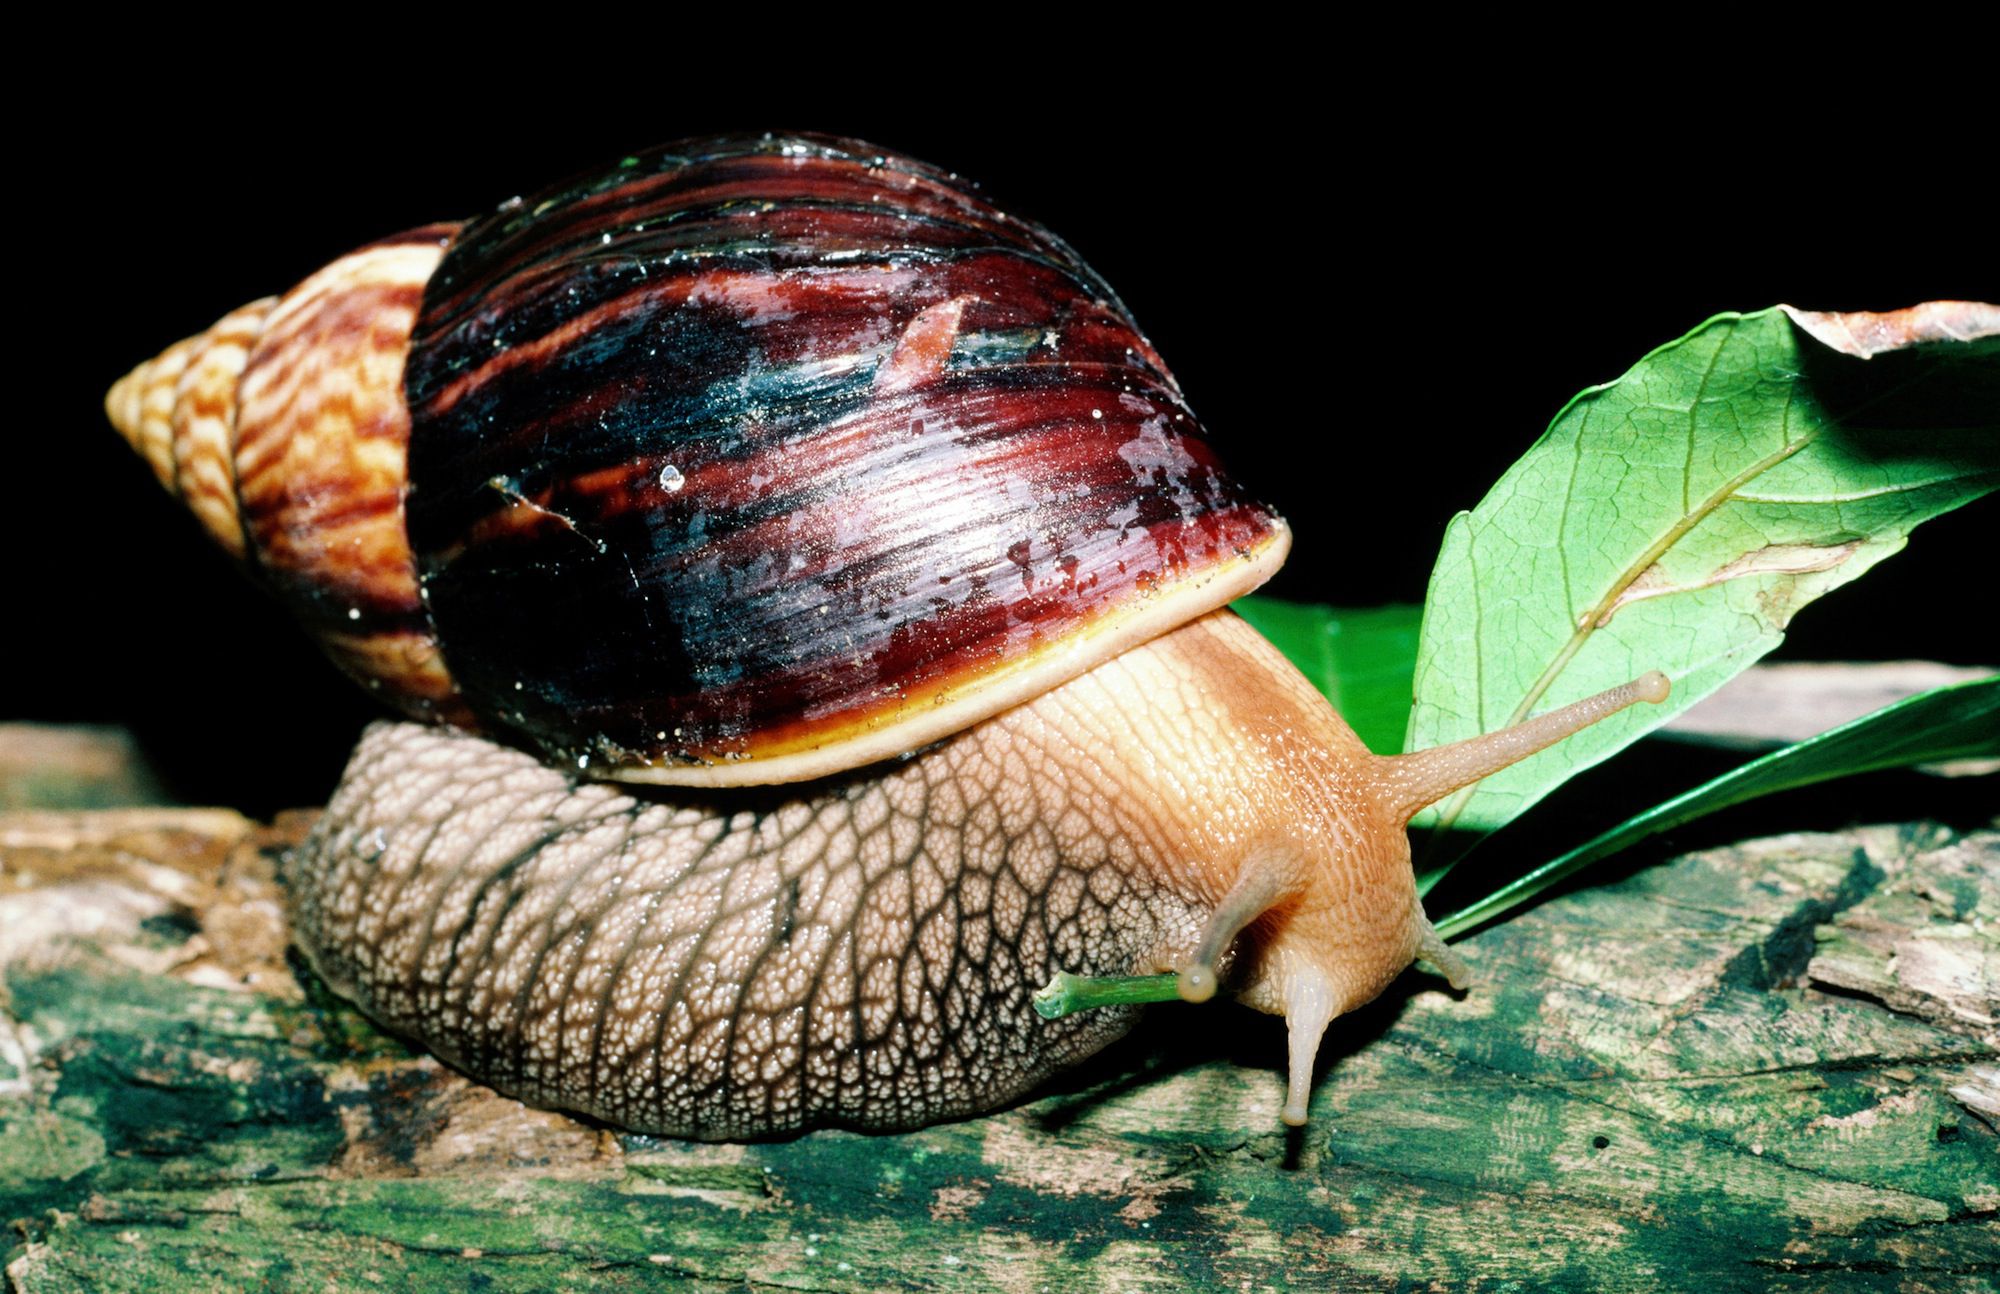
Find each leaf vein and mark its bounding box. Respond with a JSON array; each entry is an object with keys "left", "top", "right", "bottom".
[
  {"left": 1468, "top": 537, "right": 1486, "bottom": 732},
  {"left": 1684, "top": 325, "right": 1733, "bottom": 516},
  {"left": 1735, "top": 473, "right": 1994, "bottom": 504},
  {"left": 1559, "top": 398, "right": 1589, "bottom": 628}
]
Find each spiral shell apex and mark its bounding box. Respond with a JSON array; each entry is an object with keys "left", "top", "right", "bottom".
[
  {"left": 108, "top": 225, "right": 473, "bottom": 727},
  {"left": 112, "top": 133, "right": 1288, "bottom": 785}
]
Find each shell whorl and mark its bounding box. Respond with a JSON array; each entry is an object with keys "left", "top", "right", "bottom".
[
  {"left": 109, "top": 226, "right": 473, "bottom": 727},
  {"left": 108, "top": 296, "right": 272, "bottom": 560}
]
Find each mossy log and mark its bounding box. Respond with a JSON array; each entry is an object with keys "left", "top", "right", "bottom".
[{"left": 2, "top": 794, "right": 1995, "bottom": 1291}]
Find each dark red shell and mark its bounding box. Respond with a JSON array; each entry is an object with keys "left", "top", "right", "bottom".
[{"left": 396, "top": 134, "right": 1285, "bottom": 781}]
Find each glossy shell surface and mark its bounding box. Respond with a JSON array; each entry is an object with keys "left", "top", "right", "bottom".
[{"left": 401, "top": 135, "right": 1284, "bottom": 783}]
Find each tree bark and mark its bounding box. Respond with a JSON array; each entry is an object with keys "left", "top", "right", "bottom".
[{"left": 2, "top": 771, "right": 1995, "bottom": 1291}]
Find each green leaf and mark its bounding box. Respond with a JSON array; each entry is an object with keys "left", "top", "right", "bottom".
[
  {"left": 1433, "top": 674, "right": 2000, "bottom": 940},
  {"left": 1407, "top": 304, "right": 2000, "bottom": 877},
  {"left": 1232, "top": 598, "right": 1421, "bottom": 754}
]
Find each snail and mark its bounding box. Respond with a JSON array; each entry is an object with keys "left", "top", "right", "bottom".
[{"left": 106, "top": 133, "right": 1667, "bottom": 1138}]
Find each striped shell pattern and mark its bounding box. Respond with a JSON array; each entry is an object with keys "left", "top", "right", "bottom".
[{"left": 110, "top": 134, "right": 1287, "bottom": 786}]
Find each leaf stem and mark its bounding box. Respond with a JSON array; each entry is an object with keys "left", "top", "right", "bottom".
[
  {"left": 1433, "top": 674, "right": 2000, "bottom": 940},
  {"left": 1032, "top": 971, "right": 1182, "bottom": 1020}
]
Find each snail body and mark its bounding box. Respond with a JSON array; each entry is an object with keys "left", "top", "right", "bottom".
[{"left": 110, "top": 135, "right": 1665, "bottom": 1136}]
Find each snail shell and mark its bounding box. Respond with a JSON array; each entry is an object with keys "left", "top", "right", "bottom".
[
  {"left": 111, "top": 134, "right": 1287, "bottom": 784},
  {"left": 109, "top": 134, "right": 1664, "bottom": 1137}
]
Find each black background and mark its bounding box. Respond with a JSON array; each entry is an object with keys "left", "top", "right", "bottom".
[{"left": 13, "top": 81, "right": 1994, "bottom": 814}]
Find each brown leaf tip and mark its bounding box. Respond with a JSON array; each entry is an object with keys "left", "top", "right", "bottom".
[{"left": 1781, "top": 301, "right": 2000, "bottom": 359}]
